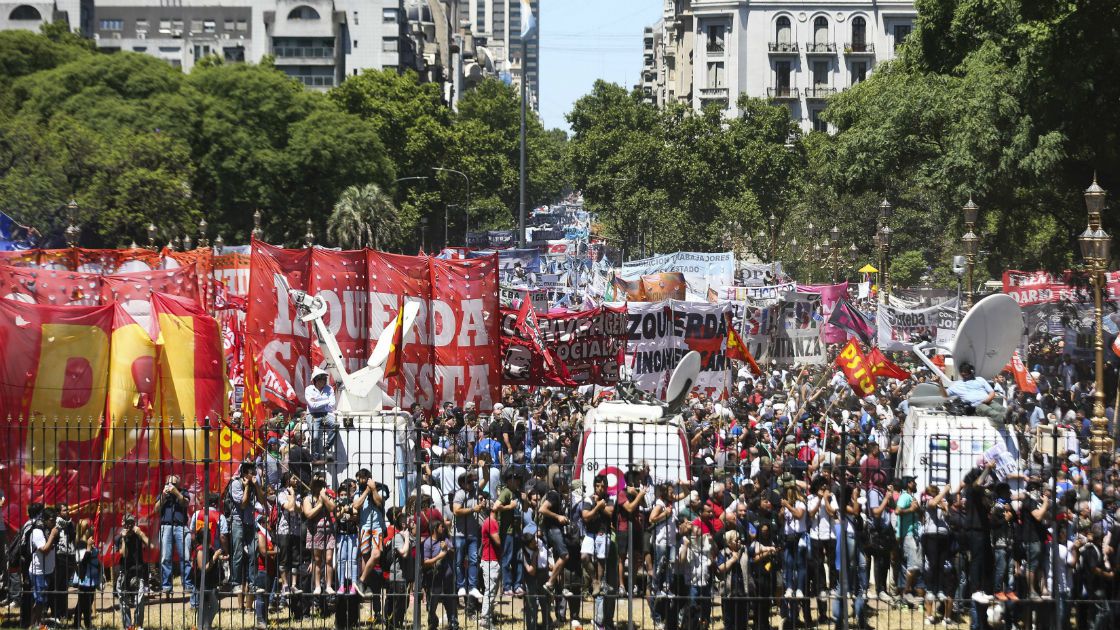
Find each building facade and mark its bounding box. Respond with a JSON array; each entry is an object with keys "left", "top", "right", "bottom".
[
  {"left": 644, "top": 0, "right": 916, "bottom": 131},
  {"left": 0, "top": 0, "right": 489, "bottom": 101},
  {"left": 456, "top": 0, "right": 538, "bottom": 109}
]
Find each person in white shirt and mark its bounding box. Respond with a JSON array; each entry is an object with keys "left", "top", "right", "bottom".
[
  {"left": 304, "top": 368, "right": 338, "bottom": 459},
  {"left": 806, "top": 477, "right": 838, "bottom": 616},
  {"left": 649, "top": 483, "right": 679, "bottom": 597},
  {"left": 28, "top": 508, "right": 60, "bottom": 628},
  {"left": 779, "top": 481, "right": 809, "bottom": 601},
  {"left": 680, "top": 528, "right": 714, "bottom": 627}
]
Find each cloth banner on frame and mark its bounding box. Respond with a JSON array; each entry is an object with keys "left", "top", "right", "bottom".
[
  {"left": 623, "top": 300, "right": 734, "bottom": 400},
  {"left": 499, "top": 305, "right": 628, "bottom": 387},
  {"left": 619, "top": 251, "right": 735, "bottom": 302}
]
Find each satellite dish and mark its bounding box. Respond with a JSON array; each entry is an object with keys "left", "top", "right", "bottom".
[
  {"left": 951, "top": 294, "right": 1023, "bottom": 381},
  {"left": 664, "top": 351, "right": 701, "bottom": 415}
]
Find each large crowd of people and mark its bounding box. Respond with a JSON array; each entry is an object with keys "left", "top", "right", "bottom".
[{"left": 5, "top": 342, "right": 1120, "bottom": 630}]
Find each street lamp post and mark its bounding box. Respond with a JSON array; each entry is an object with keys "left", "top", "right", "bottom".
[
  {"left": 64, "top": 200, "right": 80, "bottom": 247},
  {"left": 829, "top": 226, "right": 841, "bottom": 283},
  {"left": 807, "top": 222, "right": 818, "bottom": 283},
  {"left": 147, "top": 223, "right": 158, "bottom": 251},
  {"left": 433, "top": 168, "right": 471, "bottom": 245},
  {"left": 1078, "top": 175, "right": 1114, "bottom": 467},
  {"left": 768, "top": 212, "right": 778, "bottom": 261},
  {"left": 961, "top": 197, "right": 980, "bottom": 309},
  {"left": 878, "top": 199, "right": 893, "bottom": 303}
]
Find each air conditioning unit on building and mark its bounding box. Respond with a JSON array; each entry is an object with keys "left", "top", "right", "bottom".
[{"left": 137, "top": 31, "right": 147, "bottom": 40}]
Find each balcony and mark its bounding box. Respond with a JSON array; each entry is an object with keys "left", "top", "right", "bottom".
[
  {"left": 700, "top": 87, "right": 729, "bottom": 99},
  {"left": 844, "top": 42, "right": 875, "bottom": 55},
  {"left": 767, "top": 87, "right": 799, "bottom": 100},
  {"left": 273, "top": 45, "right": 334, "bottom": 59},
  {"left": 767, "top": 42, "right": 798, "bottom": 55},
  {"left": 805, "top": 42, "right": 836, "bottom": 55},
  {"left": 804, "top": 86, "right": 837, "bottom": 99}
]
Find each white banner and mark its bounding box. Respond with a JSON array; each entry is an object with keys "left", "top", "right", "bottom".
[
  {"left": 624, "top": 300, "right": 733, "bottom": 400},
  {"left": 877, "top": 298, "right": 960, "bottom": 351},
  {"left": 710, "top": 282, "right": 796, "bottom": 302},
  {"left": 737, "top": 261, "right": 784, "bottom": 287},
  {"left": 620, "top": 251, "right": 735, "bottom": 302},
  {"left": 767, "top": 293, "right": 826, "bottom": 365}
]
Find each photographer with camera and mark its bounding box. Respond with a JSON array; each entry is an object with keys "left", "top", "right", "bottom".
[
  {"left": 334, "top": 480, "right": 362, "bottom": 596},
  {"left": 158, "top": 474, "right": 192, "bottom": 597},
  {"left": 51, "top": 503, "right": 76, "bottom": 621},
  {"left": 354, "top": 468, "right": 388, "bottom": 599},
  {"left": 302, "top": 475, "right": 338, "bottom": 595},
  {"left": 115, "top": 513, "right": 150, "bottom": 630},
  {"left": 193, "top": 523, "right": 227, "bottom": 630}
]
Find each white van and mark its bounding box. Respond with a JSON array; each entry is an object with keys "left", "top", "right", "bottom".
[
  {"left": 572, "top": 401, "right": 691, "bottom": 499},
  {"left": 897, "top": 406, "right": 1021, "bottom": 491}
]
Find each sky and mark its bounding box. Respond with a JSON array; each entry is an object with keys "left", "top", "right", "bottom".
[{"left": 538, "top": 0, "right": 663, "bottom": 132}]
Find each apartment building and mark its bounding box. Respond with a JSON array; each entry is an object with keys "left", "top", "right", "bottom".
[
  {"left": 456, "top": 0, "right": 539, "bottom": 109},
  {"left": 644, "top": 0, "right": 916, "bottom": 131}
]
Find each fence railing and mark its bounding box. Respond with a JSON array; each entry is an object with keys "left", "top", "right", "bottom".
[{"left": 0, "top": 415, "right": 1116, "bottom": 628}]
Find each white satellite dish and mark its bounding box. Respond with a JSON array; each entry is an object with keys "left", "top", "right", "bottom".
[
  {"left": 664, "top": 350, "right": 701, "bottom": 415},
  {"left": 950, "top": 293, "right": 1023, "bottom": 381}
]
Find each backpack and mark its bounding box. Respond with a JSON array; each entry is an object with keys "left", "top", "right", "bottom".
[
  {"left": 8, "top": 523, "right": 34, "bottom": 572},
  {"left": 221, "top": 478, "right": 236, "bottom": 517}
]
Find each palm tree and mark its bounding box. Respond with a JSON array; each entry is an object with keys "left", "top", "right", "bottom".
[{"left": 327, "top": 183, "right": 400, "bottom": 250}]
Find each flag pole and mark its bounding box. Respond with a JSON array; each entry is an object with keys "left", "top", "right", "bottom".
[{"left": 518, "top": 35, "right": 528, "bottom": 248}]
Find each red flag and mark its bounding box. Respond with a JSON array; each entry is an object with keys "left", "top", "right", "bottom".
[
  {"left": 515, "top": 294, "right": 565, "bottom": 377},
  {"left": 724, "top": 312, "right": 762, "bottom": 376},
  {"left": 835, "top": 340, "right": 876, "bottom": 396},
  {"left": 384, "top": 306, "right": 405, "bottom": 378},
  {"left": 260, "top": 360, "right": 299, "bottom": 412},
  {"left": 1004, "top": 349, "right": 1038, "bottom": 394},
  {"left": 868, "top": 346, "right": 911, "bottom": 381}
]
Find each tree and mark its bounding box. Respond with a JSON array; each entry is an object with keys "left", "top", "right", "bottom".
[{"left": 327, "top": 184, "right": 401, "bottom": 250}]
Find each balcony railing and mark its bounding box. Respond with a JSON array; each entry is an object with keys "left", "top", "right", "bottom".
[
  {"left": 805, "top": 42, "right": 836, "bottom": 54},
  {"left": 767, "top": 87, "right": 799, "bottom": 99},
  {"left": 767, "top": 42, "right": 798, "bottom": 54},
  {"left": 844, "top": 42, "right": 875, "bottom": 54},
  {"left": 804, "top": 86, "right": 837, "bottom": 99},
  {"left": 273, "top": 46, "right": 335, "bottom": 58},
  {"left": 700, "top": 87, "right": 729, "bottom": 98}
]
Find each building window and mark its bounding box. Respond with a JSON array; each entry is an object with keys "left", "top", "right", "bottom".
[
  {"left": 224, "top": 46, "right": 245, "bottom": 62},
  {"left": 810, "top": 109, "right": 827, "bottom": 133},
  {"left": 706, "top": 24, "right": 725, "bottom": 53},
  {"left": 132, "top": 46, "right": 147, "bottom": 52},
  {"left": 851, "top": 16, "right": 867, "bottom": 51},
  {"left": 172, "top": 18, "right": 183, "bottom": 32},
  {"left": 236, "top": 19, "right": 247, "bottom": 31},
  {"left": 776, "top": 16, "right": 791, "bottom": 46},
  {"left": 894, "top": 24, "right": 912, "bottom": 50},
  {"left": 706, "top": 61, "right": 725, "bottom": 88},
  {"left": 382, "top": 37, "right": 398, "bottom": 53},
  {"left": 224, "top": 19, "right": 234, "bottom": 31},
  {"left": 203, "top": 19, "right": 216, "bottom": 33},
  {"left": 851, "top": 61, "right": 867, "bottom": 84},
  {"left": 383, "top": 8, "right": 397, "bottom": 23},
  {"left": 9, "top": 5, "right": 41, "bottom": 20},
  {"left": 775, "top": 61, "right": 791, "bottom": 93},
  {"left": 99, "top": 18, "right": 123, "bottom": 31},
  {"left": 813, "top": 16, "right": 828, "bottom": 46},
  {"left": 353, "top": 40, "right": 358, "bottom": 48},
  {"left": 287, "top": 6, "right": 321, "bottom": 20},
  {"left": 135, "top": 18, "right": 148, "bottom": 31},
  {"left": 812, "top": 60, "right": 828, "bottom": 86},
  {"left": 190, "top": 19, "right": 201, "bottom": 33}
]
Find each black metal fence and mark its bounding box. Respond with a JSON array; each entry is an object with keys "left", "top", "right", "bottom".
[{"left": 1, "top": 414, "right": 1118, "bottom": 629}]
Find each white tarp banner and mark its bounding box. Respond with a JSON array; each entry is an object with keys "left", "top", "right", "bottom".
[
  {"left": 877, "top": 298, "right": 960, "bottom": 351},
  {"left": 767, "top": 293, "right": 827, "bottom": 365},
  {"left": 737, "top": 262, "right": 785, "bottom": 287},
  {"left": 619, "top": 251, "right": 735, "bottom": 302},
  {"left": 623, "top": 300, "right": 733, "bottom": 400},
  {"left": 710, "top": 283, "right": 796, "bottom": 302}
]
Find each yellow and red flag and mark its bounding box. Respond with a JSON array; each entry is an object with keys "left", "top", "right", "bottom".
[
  {"left": 724, "top": 312, "right": 762, "bottom": 376},
  {"left": 836, "top": 340, "right": 877, "bottom": 396}
]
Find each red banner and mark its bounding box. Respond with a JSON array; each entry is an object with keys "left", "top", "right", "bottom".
[
  {"left": 1003, "top": 269, "right": 1120, "bottom": 305},
  {"left": 499, "top": 305, "right": 627, "bottom": 386},
  {"left": 245, "top": 241, "right": 501, "bottom": 412},
  {"left": 0, "top": 295, "right": 239, "bottom": 563},
  {"left": 836, "top": 340, "right": 876, "bottom": 396}
]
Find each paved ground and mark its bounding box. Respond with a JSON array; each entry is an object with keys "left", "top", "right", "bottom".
[{"left": 0, "top": 589, "right": 993, "bottom": 630}]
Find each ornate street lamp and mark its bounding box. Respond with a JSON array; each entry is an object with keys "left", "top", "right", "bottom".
[
  {"left": 829, "top": 226, "right": 841, "bottom": 282},
  {"left": 879, "top": 225, "right": 893, "bottom": 303},
  {"left": 304, "top": 219, "right": 315, "bottom": 249},
  {"left": 961, "top": 196, "right": 980, "bottom": 308},
  {"left": 147, "top": 224, "right": 158, "bottom": 251},
  {"left": 251, "top": 209, "right": 264, "bottom": 241},
  {"left": 182, "top": 234, "right": 193, "bottom": 251},
  {"left": 213, "top": 234, "right": 225, "bottom": 255},
  {"left": 198, "top": 218, "right": 209, "bottom": 249},
  {"left": 1079, "top": 175, "right": 1114, "bottom": 466}
]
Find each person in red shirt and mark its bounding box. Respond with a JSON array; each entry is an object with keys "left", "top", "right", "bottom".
[
  {"left": 479, "top": 496, "right": 500, "bottom": 630},
  {"left": 692, "top": 501, "right": 723, "bottom": 536}
]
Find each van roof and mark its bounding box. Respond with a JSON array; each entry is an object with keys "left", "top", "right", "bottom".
[{"left": 584, "top": 401, "right": 682, "bottom": 426}]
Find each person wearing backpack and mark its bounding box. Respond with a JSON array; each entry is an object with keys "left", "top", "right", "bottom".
[
  {"left": 115, "top": 513, "right": 150, "bottom": 630},
  {"left": 383, "top": 508, "right": 412, "bottom": 630},
  {"left": 12, "top": 501, "right": 43, "bottom": 627},
  {"left": 193, "top": 527, "right": 226, "bottom": 630},
  {"left": 28, "top": 506, "right": 61, "bottom": 628},
  {"left": 71, "top": 519, "right": 101, "bottom": 629}
]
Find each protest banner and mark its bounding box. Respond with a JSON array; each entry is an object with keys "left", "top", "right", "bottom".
[
  {"left": 0, "top": 294, "right": 243, "bottom": 561},
  {"left": 767, "top": 293, "right": 827, "bottom": 365},
  {"left": 245, "top": 241, "right": 501, "bottom": 413},
  {"left": 708, "top": 282, "right": 796, "bottom": 302},
  {"left": 796, "top": 282, "right": 850, "bottom": 344},
  {"left": 500, "top": 305, "right": 628, "bottom": 386},
  {"left": 624, "top": 301, "right": 734, "bottom": 400},
  {"left": 876, "top": 298, "right": 960, "bottom": 351},
  {"left": 619, "top": 251, "right": 735, "bottom": 301},
  {"left": 737, "top": 262, "right": 784, "bottom": 286}
]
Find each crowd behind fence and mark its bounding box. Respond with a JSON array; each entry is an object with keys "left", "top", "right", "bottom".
[{"left": 2, "top": 393, "right": 1120, "bottom": 630}]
